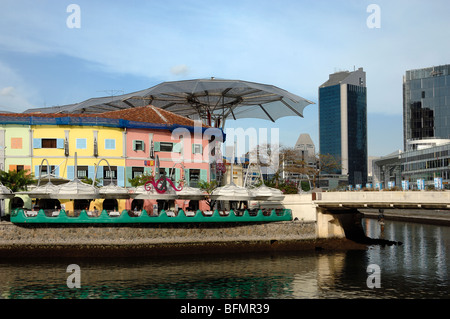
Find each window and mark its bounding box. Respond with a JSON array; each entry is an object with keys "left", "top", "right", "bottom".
[
  {"left": 132, "top": 167, "right": 144, "bottom": 179},
  {"left": 76, "top": 138, "right": 87, "bottom": 149},
  {"left": 11, "top": 138, "right": 22, "bottom": 149},
  {"left": 105, "top": 139, "right": 115, "bottom": 150},
  {"left": 38, "top": 165, "right": 56, "bottom": 176},
  {"left": 192, "top": 144, "right": 202, "bottom": 154},
  {"left": 32, "top": 138, "right": 64, "bottom": 149},
  {"left": 153, "top": 142, "right": 181, "bottom": 153},
  {"left": 77, "top": 166, "right": 88, "bottom": 179},
  {"left": 104, "top": 166, "right": 117, "bottom": 185},
  {"left": 16, "top": 165, "right": 24, "bottom": 172},
  {"left": 42, "top": 139, "right": 57, "bottom": 148},
  {"left": 189, "top": 169, "right": 200, "bottom": 188},
  {"left": 160, "top": 142, "right": 173, "bottom": 152},
  {"left": 133, "top": 140, "right": 145, "bottom": 151}
]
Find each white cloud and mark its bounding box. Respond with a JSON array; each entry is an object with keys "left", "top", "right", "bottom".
[
  {"left": 0, "top": 62, "right": 37, "bottom": 112},
  {"left": 0, "top": 0, "right": 449, "bottom": 117},
  {"left": 170, "top": 65, "right": 190, "bottom": 76},
  {"left": 0, "top": 86, "right": 14, "bottom": 96}
]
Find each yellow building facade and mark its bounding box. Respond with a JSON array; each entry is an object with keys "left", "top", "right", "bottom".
[{"left": 32, "top": 125, "right": 125, "bottom": 183}]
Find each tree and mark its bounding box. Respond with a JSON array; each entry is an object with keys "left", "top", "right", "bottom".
[
  {"left": 198, "top": 179, "right": 218, "bottom": 210},
  {"left": 312, "top": 153, "right": 342, "bottom": 187},
  {"left": 247, "top": 143, "right": 342, "bottom": 190},
  {"left": 0, "top": 169, "right": 35, "bottom": 192},
  {"left": 128, "top": 172, "right": 154, "bottom": 187},
  {"left": 80, "top": 176, "right": 103, "bottom": 187},
  {"left": 248, "top": 144, "right": 313, "bottom": 189}
]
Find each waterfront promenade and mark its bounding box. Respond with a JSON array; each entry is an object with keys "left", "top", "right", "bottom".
[
  {"left": 360, "top": 208, "right": 450, "bottom": 226},
  {"left": 1, "top": 192, "right": 449, "bottom": 258}
]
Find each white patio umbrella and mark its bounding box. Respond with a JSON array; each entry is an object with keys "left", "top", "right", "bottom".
[
  {"left": 249, "top": 184, "right": 285, "bottom": 201},
  {"left": 0, "top": 182, "right": 14, "bottom": 199}
]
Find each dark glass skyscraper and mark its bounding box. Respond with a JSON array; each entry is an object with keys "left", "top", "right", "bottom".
[
  {"left": 319, "top": 68, "right": 368, "bottom": 186},
  {"left": 403, "top": 64, "right": 450, "bottom": 150}
]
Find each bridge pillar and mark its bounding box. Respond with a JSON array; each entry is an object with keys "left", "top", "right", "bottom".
[
  {"left": 316, "top": 208, "right": 346, "bottom": 239},
  {"left": 316, "top": 208, "right": 366, "bottom": 241}
]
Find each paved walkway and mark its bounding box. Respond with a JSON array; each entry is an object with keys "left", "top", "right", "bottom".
[{"left": 360, "top": 208, "right": 450, "bottom": 226}]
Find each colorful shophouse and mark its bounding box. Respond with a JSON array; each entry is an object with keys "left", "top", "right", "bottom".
[{"left": 0, "top": 106, "right": 222, "bottom": 214}]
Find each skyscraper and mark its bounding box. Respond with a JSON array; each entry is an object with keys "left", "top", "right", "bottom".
[
  {"left": 403, "top": 64, "right": 450, "bottom": 150},
  {"left": 319, "top": 67, "right": 368, "bottom": 186}
]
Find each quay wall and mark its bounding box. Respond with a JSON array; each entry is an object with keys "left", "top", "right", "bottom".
[{"left": 0, "top": 221, "right": 359, "bottom": 258}]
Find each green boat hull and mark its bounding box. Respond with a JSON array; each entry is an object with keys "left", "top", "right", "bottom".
[{"left": 10, "top": 208, "right": 292, "bottom": 224}]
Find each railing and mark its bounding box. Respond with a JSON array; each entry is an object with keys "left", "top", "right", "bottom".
[
  {"left": 313, "top": 191, "right": 450, "bottom": 209},
  {"left": 10, "top": 208, "right": 292, "bottom": 224}
]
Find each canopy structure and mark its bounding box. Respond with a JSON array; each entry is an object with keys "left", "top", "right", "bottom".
[
  {"left": 52, "top": 178, "right": 99, "bottom": 199},
  {"left": 25, "top": 78, "right": 314, "bottom": 128},
  {"left": 0, "top": 182, "right": 14, "bottom": 199},
  {"left": 249, "top": 184, "right": 285, "bottom": 201},
  {"left": 98, "top": 183, "right": 130, "bottom": 199},
  {"left": 176, "top": 185, "right": 207, "bottom": 200},
  {"left": 210, "top": 182, "right": 254, "bottom": 201},
  {"left": 20, "top": 182, "right": 59, "bottom": 199},
  {"left": 130, "top": 184, "right": 178, "bottom": 200}
]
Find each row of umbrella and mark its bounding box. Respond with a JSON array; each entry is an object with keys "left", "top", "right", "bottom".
[
  {"left": 9, "top": 178, "right": 284, "bottom": 202},
  {"left": 0, "top": 153, "right": 285, "bottom": 202}
]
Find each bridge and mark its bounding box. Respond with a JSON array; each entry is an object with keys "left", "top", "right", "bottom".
[
  {"left": 313, "top": 191, "right": 450, "bottom": 210},
  {"left": 279, "top": 191, "right": 450, "bottom": 240}
]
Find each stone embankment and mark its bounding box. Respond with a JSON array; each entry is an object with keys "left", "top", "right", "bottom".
[
  {"left": 360, "top": 208, "right": 450, "bottom": 226},
  {"left": 0, "top": 221, "right": 365, "bottom": 258}
]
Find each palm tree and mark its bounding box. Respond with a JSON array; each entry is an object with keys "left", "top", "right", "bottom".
[{"left": 0, "top": 169, "right": 35, "bottom": 192}]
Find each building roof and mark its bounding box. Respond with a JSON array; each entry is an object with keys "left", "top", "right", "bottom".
[
  {"left": 95, "top": 105, "right": 206, "bottom": 127},
  {"left": 319, "top": 67, "right": 365, "bottom": 88},
  {"left": 0, "top": 105, "right": 209, "bottom": 128},
  {"left": 295, "top": 133, "right": 315, "bottom": 148},
  {"left": 320, "top": 71, "right": 351, "bottom": 88}
]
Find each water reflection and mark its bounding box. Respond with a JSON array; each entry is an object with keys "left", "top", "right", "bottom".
[{"left": 0, "top": 218, "right": 448, "bottom": 299}]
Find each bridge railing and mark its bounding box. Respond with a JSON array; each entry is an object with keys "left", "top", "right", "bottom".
[{"left": 313, "top": 191, "right": 450, "bottom": 209}]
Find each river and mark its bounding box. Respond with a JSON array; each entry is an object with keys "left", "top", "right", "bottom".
[{"left": 0, "top": 218, "right": 448, "bottom": 300}]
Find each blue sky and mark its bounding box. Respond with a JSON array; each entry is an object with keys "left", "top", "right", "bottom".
[{"left": 0, "top": 0, "right": 449, "bottom": 157}]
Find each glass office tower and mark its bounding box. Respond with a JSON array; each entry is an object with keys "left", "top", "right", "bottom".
[
  {"left": 319, "top": 68, "right": 368, "bottom": 187},
  {"left": 403, "top": 64, "right": 450, "bottom": 150}
]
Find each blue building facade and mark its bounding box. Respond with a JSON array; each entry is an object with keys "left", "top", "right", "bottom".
[{"left": 319, "top": 68, "right": 368, "bottom": 187}]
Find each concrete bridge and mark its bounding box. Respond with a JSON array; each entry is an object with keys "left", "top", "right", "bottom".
[{"left": 280, "top": 191, "right": 450, "bottom": 240}]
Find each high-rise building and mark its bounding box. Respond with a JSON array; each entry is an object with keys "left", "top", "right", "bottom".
[
  {"left": 403, "top": 64, "right": 450, "bottom": 150},
  {"left": 319, "top": 67, "right": 368, "bottom": 186}
]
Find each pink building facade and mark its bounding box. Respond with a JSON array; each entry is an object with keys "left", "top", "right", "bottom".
[{"left": 124, "top": 127, "right": 213, "bottom": 213}]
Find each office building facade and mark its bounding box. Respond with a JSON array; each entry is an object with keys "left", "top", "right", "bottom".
[
  {"left": 319, "top": 68, "right": 368, "bottom": 187},
  {"left": 403, "top": 64, "right": 450, "bottom": 150},
  {"left": 373, "top": 64, "right": 450, "bottom": 189}
]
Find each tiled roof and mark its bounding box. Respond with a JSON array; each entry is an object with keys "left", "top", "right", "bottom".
[
  {"left": 0, "top": 105, "right": 208, "bottom": 128},
  {"left": 99, "top": 105, "right": 205, "bottom": 127}
]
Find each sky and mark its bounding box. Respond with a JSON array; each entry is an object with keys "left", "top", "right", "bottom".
[{"left": 0, "top": 0, "right": 449, "bottom": 157}]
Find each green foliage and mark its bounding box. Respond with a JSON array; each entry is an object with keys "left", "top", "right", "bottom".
[
  {"left": 128, "top": 172, "right": 154, "bottom": 187},
  {"left": 0, "top": 169, "right": 35, "bottom": 192},
  {"left": 197, "top": 179, "right": 218, "bottom": 194},
  {"left": 264, "top": 178, "right": 298, "bottom": 194},
  {"left": 80, "top": 176, "right": 103, "bottom": 187},
  {"left": 197, "top": 179, "right": 219, "bottom": 210},
  {"left": 300, "top": 181, "right": 311, "bottom": 192}
]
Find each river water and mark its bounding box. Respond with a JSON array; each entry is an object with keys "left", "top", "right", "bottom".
[{"left": 0, "top": 218, "right": 448, "bottom": 300}]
